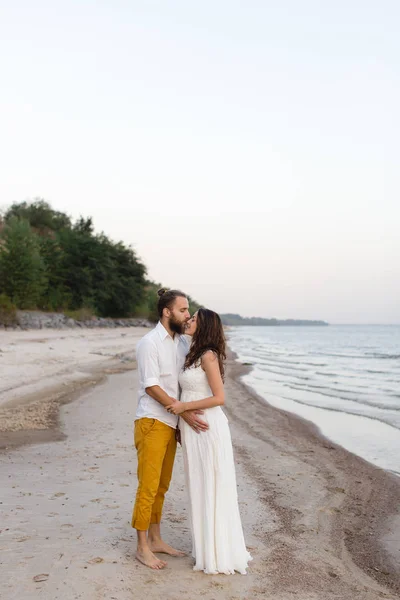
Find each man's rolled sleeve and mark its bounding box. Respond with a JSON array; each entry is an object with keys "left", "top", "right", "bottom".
[{"left": 137, "top": 338, "right": 160, "bottom": 389}]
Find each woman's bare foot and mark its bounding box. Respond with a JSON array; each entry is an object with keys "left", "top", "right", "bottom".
[
  {"left": 136, "top": 548, "right": 167, "bottom": 569},
  {"left": 149, "top": 539, "right": 186, "bottom": 556}
]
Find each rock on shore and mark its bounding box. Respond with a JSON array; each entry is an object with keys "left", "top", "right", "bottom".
[{"left": 2, "top": 310, "right": 152, "bottom": 331}]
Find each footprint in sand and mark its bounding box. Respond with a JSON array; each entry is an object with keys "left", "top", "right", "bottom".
[
  {"left": 87, "top": 557, "right": 104, "bottom": 564},
  {"left": 168, "top": 515, "right": 186, "bottom": 523},
  {"left": 95, "top": 454, "right": 115, "bottom": 458},
  {"left": 33, "top": 574, "right": 49, "bottom": 583},
  {"left": 327, "top": 486, "right": 346, "bottom": 494}
]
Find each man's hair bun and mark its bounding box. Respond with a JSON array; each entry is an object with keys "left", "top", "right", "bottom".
[{"left": 156, "top": 288, "right": 187, "bottom": 318}]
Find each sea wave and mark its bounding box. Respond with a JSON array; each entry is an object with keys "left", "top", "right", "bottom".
[
  {"left": 254, "top": 386, "right": 400, "bottom": 429},
  {"left": 228, "top": 324, "right": 400, "bottom": 472},
  {"left": 365, "top": 352, "right": 400, "bottom": 359}
]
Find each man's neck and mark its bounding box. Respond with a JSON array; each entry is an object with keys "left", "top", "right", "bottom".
[{"left": 160, "top": 318, "right": 175, "bottom": 339}]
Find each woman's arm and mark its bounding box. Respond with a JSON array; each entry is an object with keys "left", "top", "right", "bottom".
[{"left": 166, "top": 351, "right": 224, "bottom": 415}]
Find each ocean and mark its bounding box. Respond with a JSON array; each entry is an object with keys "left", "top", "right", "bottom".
[{"left": 227, "top": 325, "right": 400, "bottom": 475}]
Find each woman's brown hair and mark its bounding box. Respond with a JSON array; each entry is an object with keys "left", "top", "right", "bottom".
[{"left": 184, "top": 308, "right": 226, "bottom": 380}]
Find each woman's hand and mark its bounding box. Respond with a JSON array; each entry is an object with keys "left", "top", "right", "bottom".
[{"left": 166, "top": 400, "right": 186, "bottom": 415}]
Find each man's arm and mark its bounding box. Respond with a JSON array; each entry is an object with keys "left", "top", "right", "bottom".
[
  {"left": 145, "top": 384, "right": 175, "bottom": 408},
  {"left": 146, "top": 386, "right": 208, "bottom": 432},
  {"left": 136, "top": 339, "right": 175, "bottom": 407}
]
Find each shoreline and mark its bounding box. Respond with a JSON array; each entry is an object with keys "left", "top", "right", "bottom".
[
  {"left": 0, "top": 331, "right": 399, "bottom": 597},
  {"left": 226, "top": 325, "right": 400, "bottom": 478},
  {"left": 227, "top": 351, "right": 400, "bottom": 595}
]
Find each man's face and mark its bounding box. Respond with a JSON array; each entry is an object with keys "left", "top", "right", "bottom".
[{"left": 166, "top": 296, "right": 190, "bottom": 334}]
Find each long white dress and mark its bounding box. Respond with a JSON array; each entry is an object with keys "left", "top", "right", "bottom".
[{"left": 179, "top": 363, "right": 252, "bottom": 575}]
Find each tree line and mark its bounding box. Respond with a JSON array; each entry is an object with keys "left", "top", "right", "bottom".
[{"left": 0, "top": 199, "right": 200, "bottom": 323}]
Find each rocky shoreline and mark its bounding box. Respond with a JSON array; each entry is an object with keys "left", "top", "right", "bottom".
[{"left": 2, "top": 310, "right": 152, "bottom": 331}]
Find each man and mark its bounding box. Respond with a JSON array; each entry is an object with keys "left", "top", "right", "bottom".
[{"left": 132, "top": 288, "right": 209, "bottom": 570}]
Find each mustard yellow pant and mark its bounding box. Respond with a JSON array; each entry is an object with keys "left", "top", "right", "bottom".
[{"left": 131, "top": 418, "right": 177, "bottom": 531}]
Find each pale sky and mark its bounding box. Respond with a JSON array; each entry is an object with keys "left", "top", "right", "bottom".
[{"left": 1, "top": 1, "right": 399, "bottom": 324}]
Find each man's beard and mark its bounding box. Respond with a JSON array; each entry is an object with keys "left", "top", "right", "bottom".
[{"left": 169, "top": 315, "right": 186, "bottom": 335}]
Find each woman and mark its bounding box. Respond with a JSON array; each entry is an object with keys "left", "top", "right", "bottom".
[{"left": 166, "top": 308, "right": 252, "bottom": 575}]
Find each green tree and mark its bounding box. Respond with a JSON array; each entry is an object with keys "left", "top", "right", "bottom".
[
  {"left": 92, "top": 236, "right": 147, "bottom": 317},
  {"left": 4, "top": 199, "right": 71, "bottom": 232},
  {"left": 0, "top": 293, "right": 17, "bottom": 326},
  {"left": 56, "top": 220, "right": 97, "bottom": 311},
  {"left": 38, "top": 234, "right": 68, "bottom": 311},
  {"left": 57, "top": 220, "right": 147, "bottom": 317},
  {"left": 0, "top": 217, "right": 47, "bottom": 308},
  {"left": 1, "top": 200, "right": 199, "bottom": 319}
]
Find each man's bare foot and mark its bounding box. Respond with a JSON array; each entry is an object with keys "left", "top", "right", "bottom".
[
  {"left": 136, "top": 548, "right": 167, "bottom": 569},
  {"left": 149, "top": 539, "right": 186, "bottom": 556}
]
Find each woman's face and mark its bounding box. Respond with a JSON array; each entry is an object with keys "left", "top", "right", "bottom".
[{"left": 184, "top": 312, "right": 198, "bottom": 336}]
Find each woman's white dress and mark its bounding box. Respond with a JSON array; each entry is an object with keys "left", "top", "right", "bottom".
[{"left": 179, "top": 363, "right": 252, "bottom": 575}]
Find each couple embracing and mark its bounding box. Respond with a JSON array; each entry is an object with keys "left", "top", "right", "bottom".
[{"left": 131, "top": 289, "right": 252, "bottom": 575}]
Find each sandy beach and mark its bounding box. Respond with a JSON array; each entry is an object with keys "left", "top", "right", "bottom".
[
  {"left": 0, "top": 328, "right": 146, "bottom": 448},
  {"left": 1, "top": 329, "right": 399, "bottom": 600}
]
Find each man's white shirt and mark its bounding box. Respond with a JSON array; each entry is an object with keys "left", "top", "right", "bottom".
[{"left": 135, "top": 322, "right": 190, "bottom": 429}]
